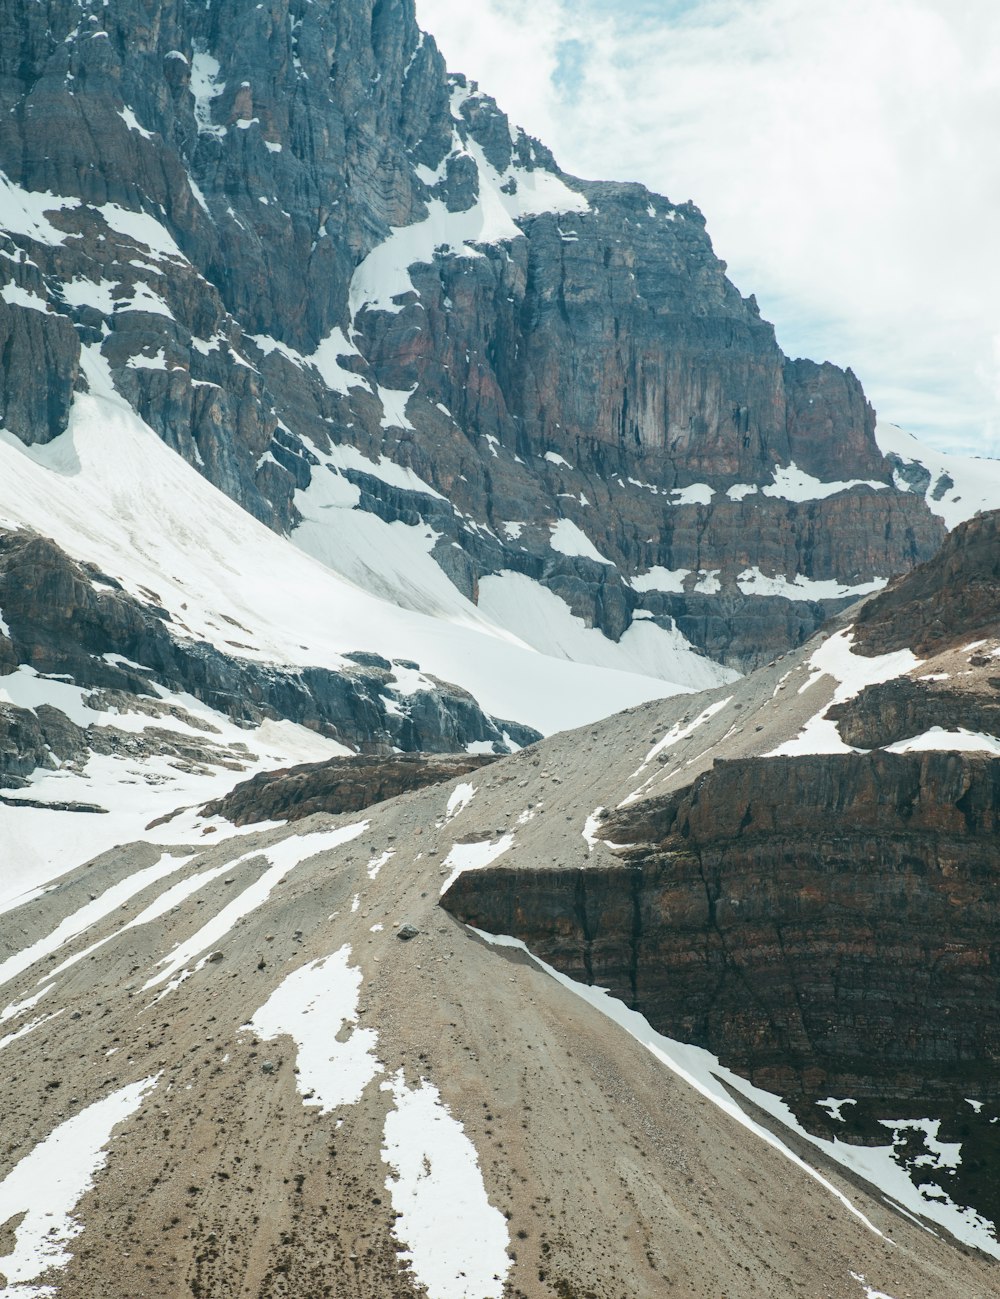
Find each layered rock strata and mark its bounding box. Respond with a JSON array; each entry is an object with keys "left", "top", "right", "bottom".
[{"left": 443, "top": 747, "right": 1000, "bottom": 1224}]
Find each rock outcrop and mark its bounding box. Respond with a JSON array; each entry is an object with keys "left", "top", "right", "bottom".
[
  {"left": 443, "top": 750, "right": 1000, "bottom": 1225},
  {"left": 852, "top": 508, "right": 1000, "bottom": 656},
  {"left": 203, "top": 751, "right": 498, "bottom": 825}
]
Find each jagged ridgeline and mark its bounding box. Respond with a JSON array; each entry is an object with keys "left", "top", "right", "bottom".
[{"left": 0, "top": 0, "right": 967, "bottom": 707}]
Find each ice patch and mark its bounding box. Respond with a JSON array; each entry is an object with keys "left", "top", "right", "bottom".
[
  {"left": 850, "top": 1273, "right": 899, "bottom": 1299},
  {"left": 349, "top": 132, "right": 587, "bottom": 321},
  {"left": 95, "top": 204, "right": 184, "bottom": 261},
  {"left": 367, "top": 850, "right": 394, "bottom": 880}
]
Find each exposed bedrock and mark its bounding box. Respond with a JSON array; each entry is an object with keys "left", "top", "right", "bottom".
[
  {"left": 0, "top": 528, "right": 538, "bottom": 763},
  {"left": 442, "top": 750, "right": 1000, "bottom": 1224},
  {"left": 203, "top": 751, "right": 498, "bottom": 825},
  {"left": 829, "top": 677, "right": 1000, "bottom": 748},
  {"left": 853, "top": 508, "right": 1000, "bottom": 657}
]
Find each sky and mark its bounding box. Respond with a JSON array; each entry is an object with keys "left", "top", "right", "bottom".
[{"left": 415, "top": 0, "right": 1000, "bottom": 457}]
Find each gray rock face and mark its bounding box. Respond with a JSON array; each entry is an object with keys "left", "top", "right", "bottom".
[
  {"left": 0, "top": 527, "right": 539, "bottom": 774},
  {"left": 0, "top": 0, "right": 948, "bottom": 675}
]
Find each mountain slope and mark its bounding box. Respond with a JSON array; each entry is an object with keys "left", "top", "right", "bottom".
[{"left": 3, "top": 531, "right": 1000, "bottom": 1294}]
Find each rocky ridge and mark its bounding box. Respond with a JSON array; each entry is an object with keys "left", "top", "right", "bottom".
[{"left": 202, "top": 750, "right": 498, "bottom": 825}]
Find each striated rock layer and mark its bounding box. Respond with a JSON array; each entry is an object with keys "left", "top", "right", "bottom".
[{"left": 444, "top": 751, "right": 1000, "bottom": 1105}]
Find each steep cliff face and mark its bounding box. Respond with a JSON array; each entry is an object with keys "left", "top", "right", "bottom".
[
  {"left": 444, "top": 750, "right": 1000, "bottom": 1099},
  {"left": 442, "top": 748, "right": 1000, "bottom": 1225},
  {"left": 0, "top": 0, "right": 948, "bottom": 676}
]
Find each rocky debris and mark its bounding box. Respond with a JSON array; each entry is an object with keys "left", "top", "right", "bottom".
[
  {"left": 0, "top": 0, "right": 949, "bottom": 673},
  {"left": 203, "top": 752, "right": 499, "bottom": 825},
  {"left": 853, "top": 508, "right": 1000, "bottom": 656},
  {"left": 395, "top": 923, "right": 419, "bottom": 941},
  {"left": 4, "top": 604, "right": 1000, "bottom": 1295}
]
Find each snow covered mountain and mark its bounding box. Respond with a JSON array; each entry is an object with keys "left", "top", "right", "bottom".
[{"left": 4, "top": 0, "right": 1000, "bottom": 1294}]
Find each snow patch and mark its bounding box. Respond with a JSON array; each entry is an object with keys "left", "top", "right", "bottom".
[
  {"left": 439, "top": 834, "right": 514, "bottom": 895},
  {"left": 478, "top": 572, "right": 734, "bottom": 691},
  {"left": 670, "top": 482, "right": 714, "bottom": 506},
  {"left": 629, "top": 565, "right": 691, "bottom": 595},
  {"left": 635, "top": 697, "right": 732, "bottom": 773},
  {"left": 0, "top": 171, "right": 80, "bottom": 245},
  {"left": 248, "top": 945, "right": 380, "bottom": 1111},
  {"left": 769, "top": 629, "right": 921, "bottom": 756},
  {"left": 885, "top": 727, "right": 1000, "bottom": 755},
  {"left": 876, "top": 420, "right": 1000, "bottom": 530},
  {"left": 582, "top": 808, "right": 605, "bottom": 853},
  {"left": 549, "top": 518, "right": 611, "bottom": 565},
  {"left": 737, "top": 568, "right": 888, "bottom": 601},
  {"left": 761, "top": 462, "right": 888, "bottom": 502},
  {"left": 143, "top": 824, "right": 367, "bottom": 992},
  {"left": 0, "top": 851, "right": 194, "bottom": 995},
  {"left": 117, "top": 105, "right": 154, "bottom": 139},
  {"left": 1, "top": 282, "right": 49, "bottom": 313},
  {"left": 381, "top": 1071, "right": 509, "bottom": 1299},
  {"left": 190, "top": 47, "right": 227, "bottom": 138},
  {"left": 445, "top": 782, "right": 476, "bottom": 823},
  {"left": 0, "top": 1077, "right": 157, "bottom": 1290}
]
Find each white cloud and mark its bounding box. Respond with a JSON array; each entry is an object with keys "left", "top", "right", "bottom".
[{"left": 416, "top": 0, "right": 1000, "bottom": 455}]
